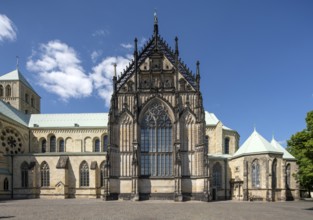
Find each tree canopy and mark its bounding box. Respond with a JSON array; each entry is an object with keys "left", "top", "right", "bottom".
[{"left": 287, "top": 111, "right": 313, "bottom": 193}]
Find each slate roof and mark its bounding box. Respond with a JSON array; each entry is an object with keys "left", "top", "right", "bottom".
[
  {"left": 0, "top": 69, "right": 39, "bottom": 96},
  {"left": 233, "top": 129, "right": 283, "bottom": 158},
  {"left": 0, "top": 99, "right": 30, "bottom": 126},
  {"left": 271, "top": 138, "right": 296, "bottom": 160}
]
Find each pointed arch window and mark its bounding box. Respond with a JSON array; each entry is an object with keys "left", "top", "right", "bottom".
[
  {"left": 3, "top": 178, "right": 9, "bottom": 191},
  {"left": 212, "top": 162, "right": 222, "bottom": 188},
  {"left": 0, "top": 85, "right": 3, "bottom": 97},
  {"left": 41, "top": 162, "right": 50, "bottom": 187},
  {"left": 252, "top": 160, "right": 260, "bottom": 187},
  {"left": 140, "top": 102, "right": 173, "bottom": 177},
  {"left": 286, "top": 164, "right": 291, "bottom": 189},
  {"left": 103, "top": 135, "right": 108, "bottom": 152},
  {"left": 21, "top": 162, "right": 28, "bottom": 188},
  {"left": 272, "top": 159, "right": 277, "bottom": 189},
  {"left": 80, "top": 161, "right": 89, "bottom": 187},
  {"left": 94, "top": 139, "right": 100, "bottom": 152},
  {"left": 5, "top": 85, "right": 11, "bottom": 97},
  {"left": 50, "top": 135, "right": 56, "bottom": 152},
  {"left": 224, "top": 137, "right": 230, "bottom": 154},
  {"left": 41, "top": 139, "right": 46, "bottom": 153}
]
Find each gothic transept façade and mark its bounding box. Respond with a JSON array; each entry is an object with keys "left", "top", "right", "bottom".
[{"left": 0, "top": 14, "right": 299, "bottom": 202}]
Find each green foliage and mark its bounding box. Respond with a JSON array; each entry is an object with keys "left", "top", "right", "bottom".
[{"left": 287, "top": 111, "right": 313, "bottom": 191}]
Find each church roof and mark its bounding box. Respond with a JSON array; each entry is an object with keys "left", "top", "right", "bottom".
[
  {"left": 0, "top": 69, "right": 39, "bottom": 96},
  {"left": 116, "top": 18, "right": 197, "bottom": 91},
  {"left": 270, "top": 138, "right": 296, "bottom": 160},
  {"left": 233, "top": 129, "right": 283, "bottom": 158},
  {"left": 205, "top": 111, "right": 235, "bottom": 131},
  {"left": 28, "top": 113, "right": 108, "bottom": 128},
  {"left": 0, "top": 99, "right": 30, "bottom": 126}
]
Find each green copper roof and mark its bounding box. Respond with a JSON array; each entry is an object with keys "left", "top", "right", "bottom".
[
  {"left": 0, "top": 69, "right": 38, "bottom": 95},
  {"left": 205, "top": 111, "right": 235, "bottom": 131},
  {"left": 29, "top": 113, "right": 108, "bottom": 128},
  {"left": 233, "top": 129, "right": 283, "bottom": 158},
  {"left": 0, "top": 99, "right": 30, "bottom": 126},
  {"left": 271, "top": 138, "right": 296, "bottom": 160}
]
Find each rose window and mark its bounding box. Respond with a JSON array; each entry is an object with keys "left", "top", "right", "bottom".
[{"left": 0, "top": 128, "right": 23, "bottom": 154}]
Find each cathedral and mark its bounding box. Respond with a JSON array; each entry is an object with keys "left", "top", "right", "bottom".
[{"left": 0, "top": 15, "right": 299, "bottom": 202}]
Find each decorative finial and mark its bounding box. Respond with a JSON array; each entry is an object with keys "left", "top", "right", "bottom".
[
  {"left": 16, "top": 56, "right": 19, "bottom": 70},
  {"left": 154, "top": 9, "right": 158, "bottom": 24},
  {"left": 134, "top": 38, "right": 138, "bottom": 54},
  {"left": 196, "top": 61, "right": 200, "bottom": 75},
  {"left": 153, "top": 9, "right": 159, "bottom": 36},
  {"left": 175, "top": 36, "right": 179, "bottom": 56},
  {"left": 113, "top": 63, "right": 117, "bottom": 78},
  {"left": 253, "top": 124, "right": 256, "bottom": 132}
]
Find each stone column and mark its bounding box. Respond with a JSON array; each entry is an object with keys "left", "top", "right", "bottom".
[
  {"left": 243, "top": 160, "right": 248, "bottom": 201},
  {"left": 174, "top": 143, "right": 183, "bottom": 202},
  {"left": 131, "top": 142, "right": 139, "bottom": 201},
  {"left": 281, "top": 161, "right": 286, "bottom": 201},
  {"left": 103, "top": 153, "right": 110, "bottom": 201}
]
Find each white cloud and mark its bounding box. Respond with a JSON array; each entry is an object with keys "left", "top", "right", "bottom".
[
  {"left": 90, "top": 55, "right": 132, "bottom": 106},
  {"left": 91, "top": 50, "right": 102, "bottom": 63},
  {"left": 139, "top": 37, "right": 147, "bottom": 47},
  {"left": 92, "top": 29, "right": 110, "bottom": 37},
  {"left": 0, "top": 14, "right": 17, "bottom": 42},
  {"left": 27, "top": 40, "right": 93, "bottom": 101},
  {"left": 120, "top": 43, "right": 133, "bottom": 50}
]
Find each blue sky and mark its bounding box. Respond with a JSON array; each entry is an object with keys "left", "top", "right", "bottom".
[{"left": 0, "top": 0, "right": 312, "bottom": 146}]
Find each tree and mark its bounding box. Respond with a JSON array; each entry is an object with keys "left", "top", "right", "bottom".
[{"left": 287, "top": 111, "right": 313, "bottom": 196}]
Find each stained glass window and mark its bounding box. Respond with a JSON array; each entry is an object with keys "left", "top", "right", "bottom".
[{"left": 140, "top": 102, "right": 172, "bottom": 177}]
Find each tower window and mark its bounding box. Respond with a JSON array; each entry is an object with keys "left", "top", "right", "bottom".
[
  {"left": 0, "top": 85, "right": 3, "bottom": 97},
  {"left": 59, "top": 139, "right": 65, "bottom": 152},
  {"left": 224, "top": 137, "right": 230, "bottom": 154}
]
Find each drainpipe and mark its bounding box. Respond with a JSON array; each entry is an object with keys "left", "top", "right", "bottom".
[
  {"left": 224, "top": 159, "right": 227, "bottom": 200},
  {"left": 11, "top": 154, "right": 13, "bottom": 199}
]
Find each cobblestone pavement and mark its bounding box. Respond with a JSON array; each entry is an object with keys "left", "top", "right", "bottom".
[{"left": 0, "top": 199, "right": 312, "bottom": 220}]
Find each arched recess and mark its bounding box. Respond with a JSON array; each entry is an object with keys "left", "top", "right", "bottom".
[
  {"left": 118, "top": 112, "right": 133, "bottom": 177},
  {"left": 84, "top": 137, "right": 92, "bottom": 152},
  {"left": 139, "top": 100, "right": 173, "bottom": 177},
  {"left": 272, "top": 158, "right": 277, "bottom": 189},
  {"left": 286, "top": 163, "right": 291, "bottom": 189},
  {"left": 21, "top": 161, "right": 29, "bottom": 188},
  {"left": 65, "top": 137, "right": 74, "bottom": 152},
  {"left": 0, "top": 85, "right": 3, "bottom": 97},
  {"left": 100, "top": 161, "right": 105, "bottom": 187},
  {"left": 212, "top": 162, "right": 222, "bottom": 188},
  {"left": 180, "top": 111, "right": 197, "bottom": 176},
  {"left": 93, "top": 137, "right": 100, "bottom": 152}
]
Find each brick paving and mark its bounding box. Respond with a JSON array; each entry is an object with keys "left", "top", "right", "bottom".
[{"left": 0, "top": 199, "right": 312, "bottom": 220}]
